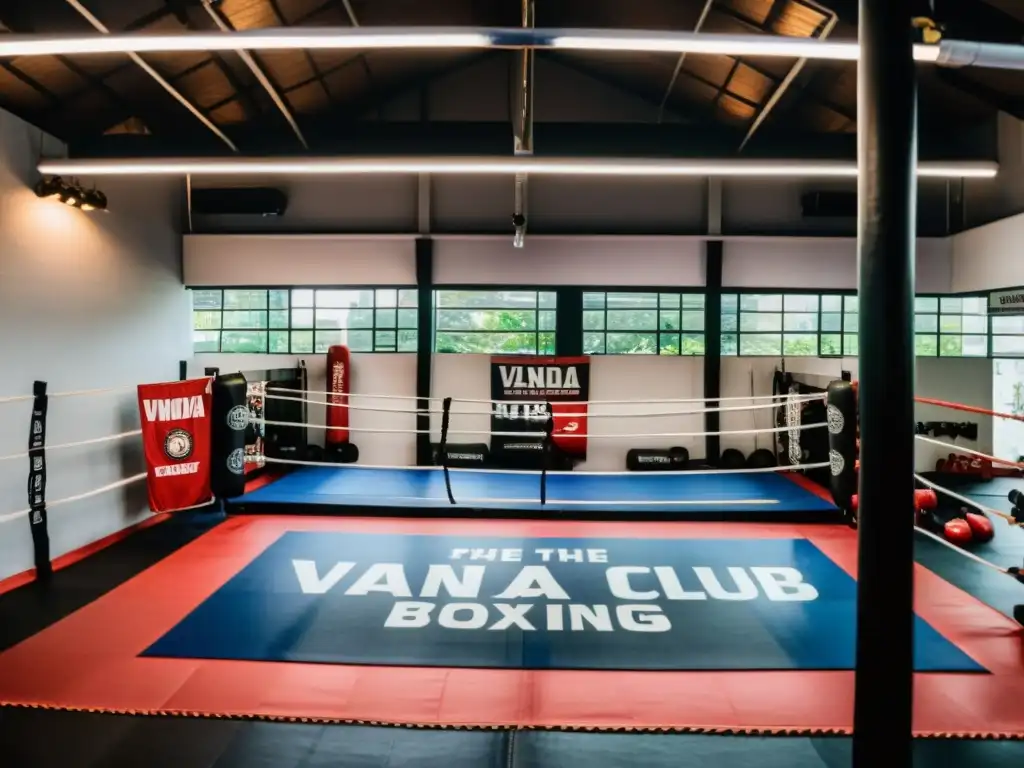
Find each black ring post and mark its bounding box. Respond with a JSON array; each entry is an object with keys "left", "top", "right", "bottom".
[
  {"left": 853, "top": 1, "right": 918, "bottom": 765},
  {"left": 439, "top": 397, "right": 456, "bottom": 504},
  {"left": 540, "top": 403, "right": 554, "bottom": 506},
  {"left": 27, "top": 381, "right": 51, "bottom": 580}
]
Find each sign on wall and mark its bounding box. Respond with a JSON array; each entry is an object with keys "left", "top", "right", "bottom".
[
  {"left": 489, "top": 355, "right": 590, "bottom": 459},
  {"left": 989, "top": 288, "right": 1024, "bottom": 315}
]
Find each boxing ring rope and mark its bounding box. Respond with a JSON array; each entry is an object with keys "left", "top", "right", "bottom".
[
  {"left": 273, "top": 386, "right": 824, "bottom": 407},
  {"left": 256, "top": 417, "right": 827, "bottom": 440},
  {"left": 259, "top": 455, "right": 830, "bottom": 477},
  {"left": 0, "top": 429, "right": 143, "bottom": 463},
  {"left": 262, "top": 391, "right": 817, "bottom": 419},
  {"left": 0, "top": 473, "right": 148, "bottom": 526}
]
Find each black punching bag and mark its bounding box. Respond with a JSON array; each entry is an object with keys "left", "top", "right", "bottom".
[
  {"left": 211, "top": 373, "right": 248, "bottom": 499},
  {"left": 826, "top": 379, "right": 858, "bottom": 512}
]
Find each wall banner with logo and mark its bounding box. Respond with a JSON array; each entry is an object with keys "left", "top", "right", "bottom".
[
  {"left": 490, "top": 356, "right": 590, "bottom": 461},
  {"left": 138, "top": 377, "right": 214, "bottom": 513},
  {"left": 989, "top": 288, "right": 1024, "bottom": 315}
]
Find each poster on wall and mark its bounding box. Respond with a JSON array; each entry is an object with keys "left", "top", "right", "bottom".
[
  {"left": 490, "top": 356, "right": 590, "bottom": 462},
  {"left": 988, "top": 288, "right": 1024, "bottom": 315}
]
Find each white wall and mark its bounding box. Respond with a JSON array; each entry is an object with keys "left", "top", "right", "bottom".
[
  {"left": 950, "top": 210, "right": 1024, "bottom": 293},
  {"left": 434, "top": 236, "right": 704, "bottom": 286},
  {"left": 914, "top": 358, "right": 992, "bottom": 472},
  {"left": 0, "top": 108, "right": 189, "bottom": 581},
  {"left": 723, "top": 237, "right": 953, "bottom": 292},
  {"left": 189, "top": 353, "right": 418, "bottom": 467},
  {"left": 183, "top": 234, "right": 417, "bottom": 286}
]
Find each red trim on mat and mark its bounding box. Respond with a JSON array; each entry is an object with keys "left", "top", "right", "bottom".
[
  {"left": 244, "top": 470, "right": 282, "bottom": 493},
  {"left": 0, "top": 516, "right": 1021, "bottom": 735},
  {"left": 780, "top": 471, "right": 835, "bottom": 504},
  {"left": 0, "top": 513, "right": 170, "bottom": 597}
]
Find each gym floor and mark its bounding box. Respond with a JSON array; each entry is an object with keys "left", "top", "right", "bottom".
[{"left": 2, "top": 505, "right": 1023, "bottom": 768}]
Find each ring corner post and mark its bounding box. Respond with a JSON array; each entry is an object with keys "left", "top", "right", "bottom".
[
  {"left": 27, "top": 380, "right": 51, "bottom": 581},
  {"left": 853, "top": 0, "right": 919, "bottom": 764}
]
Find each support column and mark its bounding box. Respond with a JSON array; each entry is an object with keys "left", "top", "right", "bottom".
[
  {"left": 704, "top": 241, "right": 723, "bottom": 465},
  {"left": 853, "top": 0, "right": 918, "bottom": 764},
  {"left": 415, "top": 238, "right": 434, "bottom": 466}
]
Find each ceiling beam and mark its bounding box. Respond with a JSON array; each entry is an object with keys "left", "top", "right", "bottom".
[{"left": 937, "top": 68, "right": 1024, "bottom": 121}]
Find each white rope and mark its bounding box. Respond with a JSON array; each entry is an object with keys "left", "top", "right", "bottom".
[
  {"left": 913, "top": 473, "right": 999, "bottom": 517},
  {"left": 0, "top": 429, "right": 142, "bottom": 463},
  {"left": 278, "top": 387, "right": 823, "bottom": 408},
  {"left": 0, "top": 384, "right": 137, "bottom": 404},
  {"left": 915, "top": 435, "right": 1024, "bottom": 470},
  {"left": 257, "top": 418, "right": 827, "bottom": 440},
  {"left": 0, "top": 472, "right": 146, "bottom": 525},
  {"left": 262, "top": 392, "right": 809, "bottom": 419},
  {"left": 260, "top": 455, "right": 831, "bottom": 477},
  {"left": 912, "top": 522, "right": 1008, "bottom": 573}
]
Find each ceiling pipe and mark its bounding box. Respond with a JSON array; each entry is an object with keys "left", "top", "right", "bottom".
[
  {"left": 657, "top": 0, "right": 717, "bottom": 123},
  {"left": 513, "top": 0, "right": 535, "bottom": 249},
  {"left": 62, "top": 0, "right": 237, "bottom": 151},
  {"left": 199, "top": 0, "right": 307, "bottom": 149},
  {"left": 738, "top": 2, "right": 839, "bottom": 152}
]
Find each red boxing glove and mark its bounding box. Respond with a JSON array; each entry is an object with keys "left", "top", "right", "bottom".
[
  {"left": 964, "top": 512, "right": 994, "bottom": 543},
  {"left": 943, "top": 518, "right": 973, "bottom": 545}
]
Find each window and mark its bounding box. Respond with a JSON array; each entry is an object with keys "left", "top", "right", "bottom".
[
  {"left": 190, "top": 288, "right": 418, "bottom": 353},
  {"left": 991, "top": 314, "right": 1024, "bottom": 357},
  {"left": 582, "top": 292, "right": 705, "bottom": 355},
  {"left": 434, "top": 290, "right": 556, "bottom": 354},
  {"left": 914, "top": 296, "right": 988, "bottom": 357},
  {"left": 721, "top": 293, "right": 852, "bottom": 357}
]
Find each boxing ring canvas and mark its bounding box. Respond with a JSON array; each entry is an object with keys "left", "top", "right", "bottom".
[
  {"left": 228, "top": 466, "right": 840, "bottom": 517},
  {"left": 0, "top": 515, "right": 1021, "bottom": 737}
]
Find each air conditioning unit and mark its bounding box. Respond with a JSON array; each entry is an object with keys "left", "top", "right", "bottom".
[{"left": 191, "top": 187, "right": 288, "bottom": 217}]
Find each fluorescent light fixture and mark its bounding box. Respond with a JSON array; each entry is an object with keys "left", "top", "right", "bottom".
[
  {"left": 0, "top": 29, "right": 492, "bottom": 57},
  {"left": 37, "top": 156, "right": 998, "bottom": 179},
  {"left": 0, "top": 27, "right": 946, "bottom": 64}
]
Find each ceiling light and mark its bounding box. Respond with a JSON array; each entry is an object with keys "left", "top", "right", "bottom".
[
  {"left": 33, "top": 175, "right": 66, "bottom": 199},
  {"left": 79, "top": 188, "right": 108, "bottom": 212},
  {"left": 0, "top": 29, "right": 492, "bottom": 57},
  {"left": 36, "top": 156, "right": 999, "bottom": 180},
  {"left": 0, "top": 27, "right": 947, "bottom": 65}
]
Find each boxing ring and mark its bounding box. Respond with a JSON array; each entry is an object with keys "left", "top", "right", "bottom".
[
  {"left": 0, "top": 372, "right": 1023, "bottom": 744},
  {"left": 228, "top": 465, "right": 839, "bottom": 516}
]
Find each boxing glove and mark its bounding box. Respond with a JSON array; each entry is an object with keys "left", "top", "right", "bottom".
[
  {"left": 943, "top": 517, "right": 974, "bottom": 545},
  {"left": 964, "top": 512, "right": 994, "bottom": 543}
]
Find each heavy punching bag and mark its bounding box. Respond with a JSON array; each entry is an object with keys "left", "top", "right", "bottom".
[{"left": 211, "top": 372, "right": 248, "bottom": 499}]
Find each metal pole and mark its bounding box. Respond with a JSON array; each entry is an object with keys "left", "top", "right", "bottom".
[{"left": 853, "top": 0, "right": 917, "bottom": 764}]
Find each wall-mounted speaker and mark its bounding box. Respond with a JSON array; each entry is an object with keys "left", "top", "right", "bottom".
[
  {"left": 191, "top": 187, "right": 288, "bottom": 217},
  {"left": 801, "top": 191, "right": 857, "bottom": 218}
]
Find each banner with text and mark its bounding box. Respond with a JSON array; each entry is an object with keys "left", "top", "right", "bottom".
[
  {"left": 989, "top": 288, "right": 1024, "bottom": 315},
  {"left": 138, "top": 377, "right": 213, "bottom": 513},
  {"left": 490, "top": 355, "right": 590, "bottom": 459}
]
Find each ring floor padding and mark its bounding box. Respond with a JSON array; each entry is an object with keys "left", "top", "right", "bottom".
[
  {"left": 1, "top": 516, "right": 1022, "bottom": 736},
  {"left": 230, "top": 466, "right": 838, "bottom": 515}
]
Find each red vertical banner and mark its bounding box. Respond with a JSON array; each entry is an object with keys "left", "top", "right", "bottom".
[
  {"left": 325, "top": 345, "right": 351, "bottom": 445},
  {"left": 137, "top": 378, "right": 214, "bottom": 513}
]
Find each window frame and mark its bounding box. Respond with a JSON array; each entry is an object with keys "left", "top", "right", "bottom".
[
  {"left": 580, "top": 288, "right": 707, "bottom": 356},
  {"left": 189, "top": 285, "right": 419, "bottom": 354},
  {"left": 913, "top": 293, "right": 990, "bottom": 358},
  {"left": 720, "top": 289, "right": 857, "bottom": 358},
  {"left": 431, "top": 286, "right": 559, "bottom": 355}
]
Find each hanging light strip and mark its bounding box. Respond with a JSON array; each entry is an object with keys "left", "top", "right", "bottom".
[
  {"left": 0, "top": 27, "right": 944, "bottom": 63},
  {"left": 37, "top": 156, "right": 998, "bottom": 179}
]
